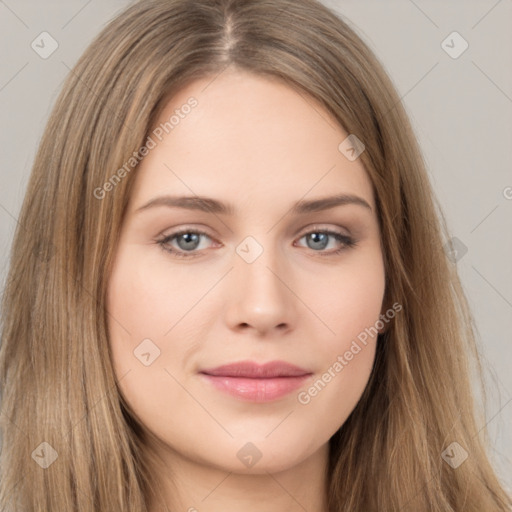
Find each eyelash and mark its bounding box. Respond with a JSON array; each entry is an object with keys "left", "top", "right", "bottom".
[{"left": 156, "top": 227, "right": 357, "bottom": 259}]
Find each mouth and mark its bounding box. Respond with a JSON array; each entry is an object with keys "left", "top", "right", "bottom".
[{"left": 199, "top": 360, "right": 313, "bottom": 402}]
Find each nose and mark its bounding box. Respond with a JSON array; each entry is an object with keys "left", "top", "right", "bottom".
[{"left": 224, "top": 245, "right": 296, "bottom": 336}]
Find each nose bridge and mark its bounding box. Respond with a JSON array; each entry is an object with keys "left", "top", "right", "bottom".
[
  {"left": 236, "top": 233, "right": 286, "bottom": 299},
  {"left": 226, "top": 233, "right": 295, "bottom": 333}
]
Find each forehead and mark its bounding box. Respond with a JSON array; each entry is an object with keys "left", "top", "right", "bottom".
[{"left": 129, "top": 69, "right": 375, "bottom": 213}]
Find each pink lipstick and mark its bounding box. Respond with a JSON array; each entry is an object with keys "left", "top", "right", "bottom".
[{"left": 199, "top": 360, "right": 312, "bottom": 402}]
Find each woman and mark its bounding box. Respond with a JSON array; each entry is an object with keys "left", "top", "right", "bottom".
[{"left": 0, "top": 0, "right": 510, "bottom": 510}]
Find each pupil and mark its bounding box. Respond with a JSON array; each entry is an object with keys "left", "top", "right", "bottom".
[
  {"left": 309, "top": 233, "right": 327, "bottom": 250},
  {"left": 179, "top": 233, "right": 199, "bottom": 250}
]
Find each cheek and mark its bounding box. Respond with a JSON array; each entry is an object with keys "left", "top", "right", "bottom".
[
  {"left": 296, "top": 273, "right": 383, "bottom": 418},
  {"left": 105, "top": 250, "right": 172, "bottom": 380},
  {"left": 106, "top": 248, "right": 197, "bottom": 342},
  {"left": 296, "top": 251, "right": 384, "bottom": 409},
  {"left": 105, "top": 252, "right": 194, "bottom": 425},
  {"left": 309, "top": 250, "right": 385, "bottom": 350}
]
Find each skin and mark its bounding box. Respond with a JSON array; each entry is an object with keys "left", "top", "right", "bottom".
[{"left": 106, "top": 68, "right": 386, "bottom": 512}]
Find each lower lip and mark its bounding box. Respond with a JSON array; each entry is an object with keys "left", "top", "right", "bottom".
[{"left": 200, "top": 374, "right": 311, "bottom": 402}]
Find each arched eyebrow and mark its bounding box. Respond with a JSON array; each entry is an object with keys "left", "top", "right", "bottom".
[{"left": 135, "top": 193, "right": 372, "bottom": 215}]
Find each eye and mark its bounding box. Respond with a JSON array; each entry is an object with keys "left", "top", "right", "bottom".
[
  {"left": 294, "top": 228, "right": 357, "bottom": 256},
  {"left": 156, "top": 226, "right": 357, "bottom": 259},
  {"left": 157, "top": 229, "right": 215, "bottom": 258}
]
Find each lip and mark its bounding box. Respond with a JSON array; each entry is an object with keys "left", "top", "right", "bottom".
[
  {"left": 201, "top": 360, "right": 311, "bottom": 378},
  {"left": 199, "top": 360, "right": 312, "bottom": 402}
]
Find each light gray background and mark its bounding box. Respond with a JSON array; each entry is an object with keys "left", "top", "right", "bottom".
[{"left": 1, "top": 0, "right": 511, "bottom": 491}]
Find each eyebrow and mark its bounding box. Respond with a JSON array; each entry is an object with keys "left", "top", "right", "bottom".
[{"left": 135, "top": 193, "right": 372, "bottom": 215}]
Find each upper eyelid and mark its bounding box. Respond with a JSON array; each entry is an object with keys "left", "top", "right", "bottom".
[
  {"left": 161, "top": 222, "right": 350, "bottom": 238},
  {"left": 159, "top": 225, "right": 351, "bottom": 246},
  {"left": 160, "top": 222, "right": 351, "bottom": 238}
]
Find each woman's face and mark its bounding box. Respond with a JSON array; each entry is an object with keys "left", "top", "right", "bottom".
[{"left": 107, "top": 69, "right": 386, "bottom": 474}]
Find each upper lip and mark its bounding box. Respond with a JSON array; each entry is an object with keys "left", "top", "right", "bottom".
[{"left": 200, "top": 360, "right": 311, "bottom": 378}]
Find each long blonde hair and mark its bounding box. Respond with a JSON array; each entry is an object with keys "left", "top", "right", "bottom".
[{"left": 0, "top": 0, "right": 510, "bottom": 510}]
